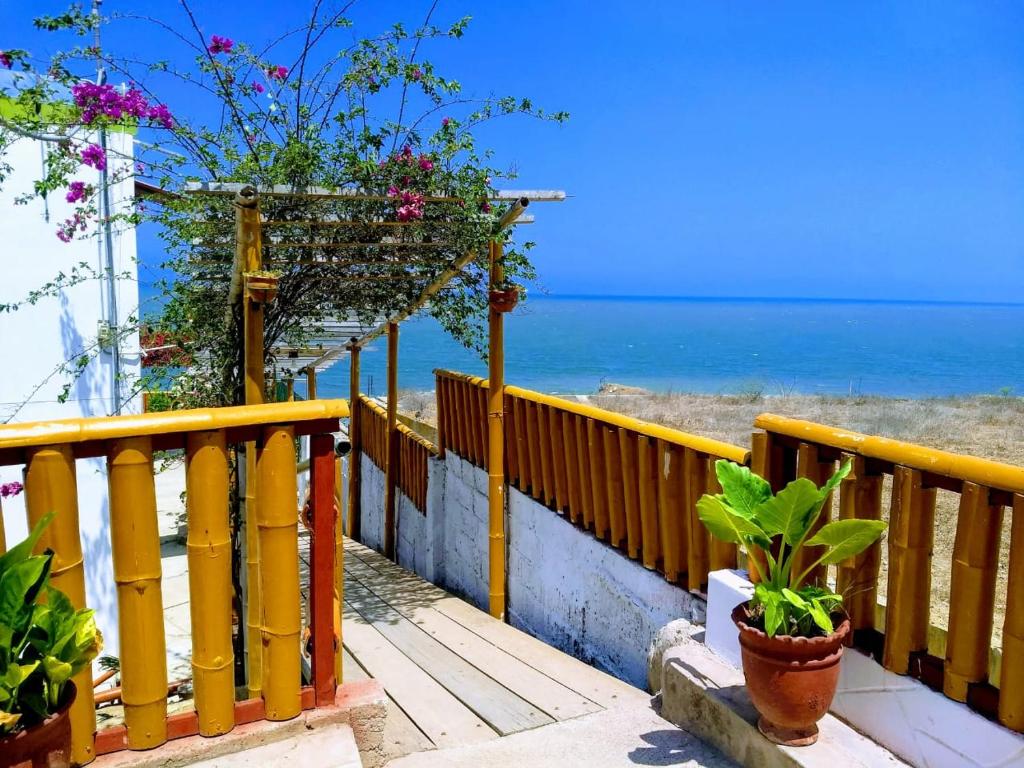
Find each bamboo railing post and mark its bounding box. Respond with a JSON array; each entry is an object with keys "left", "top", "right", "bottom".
[
  {"left": 550, "top": 409, "right": 567, "bottom": 513},
  {"left": 944, "top": 482, "right": 1003, "bottom": 701},
  {"left": 384, "top": 322, "right": 399, "bottom": 559},
  {"left": 487, "top": 238, "right": 507, "bottom": 620},
  {"left": 683, "top": 448, "right": 709, "bottom": 591},
  {"left": 435, "top": 374, "right": 447, "bottom": 458},
  {"left": 184, "top": 431, "right": 234, "bottom": 736},
  {"left": 999, "top": 494, "right": 1024, "bottom": 731},
  {"left": 24, "top": 445, "right": 96, "bottom": 764},
  {"left": 537, "top": 405, "right": 554, "bottom": 505},
  {"left": 334, "top": 454, "right": 345, "bottom": 682},
  {"left": 794, "top": 443, "right": 834, "bottom": 587},
  {"left": 347, "top": 339, "right": 362, "bottom": 541},
  {"left": 237, "top": 186, "right": 265, "bottom": 698},
  {"left": 705, "top": 458, "right": 738, "bottom": 572},
  {"left": 575, "top": 416, "right": 594, "bottom": 530},
  {"left": 305, "top": 366, "right": 317, "bottom": 400},
  {"left": 587, "top": 420, "right": 609, "bottom": 540},
  {"left": 563, "top": 411, "right": 582, "bottom": 523},
  {"left": 505, "top": 393, "right": 520, "bottom": 487},
  {"left": 883, "top": 465, "right": 937, "bottom": 674},
  {"left": 310, "top": 433, "right": 339, "bottom": 705},
  {"left": 256, "top": 425, "right": 301, "bottom": 720},
  {"left": 835, "top": 454, "right": 883, "bottom": 639},
  {"left": 107, "top": 436, "right": 167, "bottom": 749},
  {"left": 525, "top": 401, "right": 543, "bottom": 501},
  {"left": 657, "top": 441, "right": 683, "bottom": 583},
  {"left": 619, "top": 430, "right": 642, "bottom": 559},
  {"left": 637, "top": 436, "right": 660, "bottom": 570},
  {"left": 604, "top": 427, "right": 626, "bottom": 548}
]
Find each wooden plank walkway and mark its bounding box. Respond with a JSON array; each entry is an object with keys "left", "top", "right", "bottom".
[{"left": 335, "top": 538, "right": 648, "bottom": 762}]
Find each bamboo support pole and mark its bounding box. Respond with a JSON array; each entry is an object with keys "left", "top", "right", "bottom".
[
  {"left": 487, "top": 238, "right": 506, "bottom": 620},
  {"left": 705, "top": 460, "right": 738, "bottom": 571},
  {"left": 107, "top": 436, "right": 167, "bottom": 749},
  {"left": 836, "top": 454, "right": 883, "bottom": 637},
  {"left": 310, "top": 433, "right": 338, "bottom": 705},
  {"left": 657, "top": 442, "right": 684, "bottom": 583},
  {"left": 588, "top": 420, "right": 609, "bottom": 540},
  {"left": 883, "top": 465, "right": 937, "bottom": 674},
  {"left": 238, "top": 187, "right": 265, "bottom": 698},
  {"left": 619, "top": 430, "right": 642, "bottom": 559},
  {"left": 999, "top": 494, "right": 1024, "bottom": 731},
  {"left": 334, "top": 455, "right": 345, "bottom": 682},
  {"left": 638, "top": 436, "right": 660, "bottom": 570},
  {"left": 24, "top": 445, "right": 96, "bottom": 764},
  {"left": 384, "top": 322, "right": 399, "bottom": 559},
  {"left": 305, "top": 367, "right": 317, "bottom": 400},
  {"left": 348, "top": 341, "right": 361, "bottom": 540},
  {"left": 256, "top": 425, "right": 301, "bottom": 720},
  {"left": 576, "top": 416, "right": 594, "bottom": 530},
  {"left": 185, "top": 431, "right": 234, "bottom": 736},
  {"left": 604, "top": 427, "right": 626, "bottom": 548},
  {"left": 550, "top": 408, "right": 567, "bottom": 513},
  {"left": 684, "top": 449, "right": 709, "bottom": 591},
  {"left": 563, "top": 411, "right": 582, "bottom": 524},
  {"left": 944, "top": 482, "right": 1003, "bottom": 701}
]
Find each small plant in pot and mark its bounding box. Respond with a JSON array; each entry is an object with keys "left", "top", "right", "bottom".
[
  {"left": 697, "top": 460, "right": 886, "bottom": 746},
  {"left": 488, "top": 281, "right": 521, "bottom": 313},
  {"left": 1, "top": 512, "right": 102, "bottom": 768}
]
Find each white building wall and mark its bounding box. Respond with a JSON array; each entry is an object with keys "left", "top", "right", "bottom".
[{"left": 0, "top": 129, "right": 140, "bottom": 653}]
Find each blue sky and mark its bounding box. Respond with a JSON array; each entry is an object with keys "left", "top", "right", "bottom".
[{"left": 5, "top": 1, "right": 1024, "bottom": 303}]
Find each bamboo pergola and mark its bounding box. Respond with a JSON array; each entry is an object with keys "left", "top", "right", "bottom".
[{"left": 183, "top": 180, "right": 565, "bottom": 629}]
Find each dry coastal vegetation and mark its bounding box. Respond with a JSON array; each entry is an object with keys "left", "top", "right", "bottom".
[{"left": 399, "top": 386, "right": 1024, "bottom": 652}]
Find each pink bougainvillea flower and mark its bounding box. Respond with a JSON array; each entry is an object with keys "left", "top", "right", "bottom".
[
  {"left": 252, "top": 81, "right": 265, "bottom": 94},
  {"left": 387, "top": 186, "right": 399, "bottom": 197},
  {"left": 396, "top": 204, "right": 423, "bottom": 222},
  {"left": 208, "top": 35, "right": 234, "bottom": 55},
  {"left": 267, "top": 65, "right": 288, "bottom": 81},
  {"left": 136, "top": 161, "right": 146, "bottom": 174},
  {"left": 65, "top": 181, "right": 88, "bottom": 203},
  {"left": 55, "top": 211, "right": 89, "bottom": 242},
  {"left": 0, "top": 51, "right": 12, "bottom": 69},
  {"left": 411, "top": 67, "right": 422, "bottom": 81},
  {"left": 441, "top": 116, "right": 450, "bottom": 127},
  {"left": 418, "top": 156, "right": 434, "bottom": 172},
  {"left": 480, "top": 201, "right": 492, "bottom": 213},
  {"left": 146, "top": 103, "right": 174, "bottom": 129},
  {"left": 80, "top": 143, "right": 107, "bottom": 171},
  {"left": 0, "top": 481, "right": 23, "bottom": 498}
]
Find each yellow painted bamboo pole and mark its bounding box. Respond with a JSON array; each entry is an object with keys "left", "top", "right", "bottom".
[
  {"left": 185, "top": 431, "right": 234, "bottom": 736},
  {"left": 638, "top": 436, "right": 660, "bottom": 570},
  {"left": 487, "top": 238, "right": 506, "bottom": 620},
  {"left": 999, "top": 493, "right": 1024, "bottom": 731},
  {"left": 684, "top": 449, "right": 709, "bottom": 591},
  {"left": 657, "top": 441, "right": 683, "bottom": 583},
  {"left": 705, "top": 459, "right": 737, "bottom": 571},
  {"left": 836, "top": 454, "right": 883, "bottom": 638},
  {"left": 588, "top": 420, "right": 609, "bottom": 540},
  {"left": 239, "top": 188, "right": 265, "bottom": 699},
  {"left": 107, "top": 436, "right": 167, "bottom": 749},
  {"left": 384, "top": 322, "right": 399, "bottom": 560},
  {"left": 348, "top": 341, "right": 362, "bottom": 540},
  {"left": 576, "top": 416, "right": 594, "bottom": 530},
  {"left": 563, "top": 411, "right": 582, "bottom": 524},
  {"left": 306, "top": 366, "right": 317, "bottom": 400},
  {"left": 619, "top": 430, "right": 642, "bottom": 559},
  {"left": 256, "top": 425, "right": 301, "bottom": 720},
  {"left": 944, "top": 482, "right": 1003, "bottom": 701},
  {"left": 883, "top": 465, "right": 937, "bottom": 674},
  {"left": 604, "top": 427, "right": 626, "bottom": 548},
  {"left": 24, "top": 445, "right": 95, "bottom": 764},
  {"left": 550, "top": 408, "right": 567, "bottom": 513}
]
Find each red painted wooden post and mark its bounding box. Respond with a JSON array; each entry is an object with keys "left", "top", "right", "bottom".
[{"left": 309, "top": 433, "right": 338, "bottom": 706}]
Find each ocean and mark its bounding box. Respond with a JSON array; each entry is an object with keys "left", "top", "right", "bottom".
[{"left": 311, "top": 297, "right": 1024, "bottom": 399}]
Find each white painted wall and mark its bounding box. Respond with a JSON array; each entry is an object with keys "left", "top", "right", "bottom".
[
  {"left": 435, "top": 453, "right": 489, "bottom": 610},
  {"left": 0, "top": 128, "right": 140, "bottom": 653},
  {"left": 359, "top": 455, "right": 386, "bottom": 553}
]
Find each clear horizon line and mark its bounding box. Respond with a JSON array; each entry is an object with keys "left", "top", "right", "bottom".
[{"left": 536, "top": 293, "right": 1024, "bottom": 307}]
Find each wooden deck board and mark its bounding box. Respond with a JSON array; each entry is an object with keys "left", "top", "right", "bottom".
[
  {"left": 344, "top": 579, "right": 555, "bottom": 735},
  {"left": 342, "top": 540, "right": 646, "bottom": 709},
  {"left": 344, "top": 557, "right": 603, "bottom": 721}
]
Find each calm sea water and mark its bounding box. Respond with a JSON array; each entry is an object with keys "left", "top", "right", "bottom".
[{"left": 312, "top": 297, "right": 1024, "bottom": 399}]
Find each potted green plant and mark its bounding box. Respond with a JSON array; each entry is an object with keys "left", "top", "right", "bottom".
[
  {"left": 488, "top": 281, "right": 521, "bottom": 313},
  {"left": 697, "top": 460, "right": 886, "bottom": 746},
  {"left": 1, "top": 512, "right": 103, "bottom": 768}
]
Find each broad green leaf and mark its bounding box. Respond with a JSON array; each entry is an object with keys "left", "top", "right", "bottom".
[
  {"left": 714, "top": 460, "right": 771, "bottom": 519},
  {"left": 42, "top": 656, "right": 73, "bottom": 686},
  {"left": 751, "top": 478, "right": 820, "bottom": 544},
  {"left": 781, "top": 587, "right": 808, "bottom": 609},
  {"left": 818, "top": 460, "right": 853, "bottom": 504},
  {"left": 0, "top": 511, "right": 55, "bottom": 579},
  {"left": 697, "top": 496, "right": 771, "bottom": 549},
  {"left": 805, "top": 519, "right": 888, "bottom": 564},
  {"left": 808, "top": 598, "right": 834, "bottom": 633},
  {"left": 0, "top": 554, "right": 52, "bottom": 632}
]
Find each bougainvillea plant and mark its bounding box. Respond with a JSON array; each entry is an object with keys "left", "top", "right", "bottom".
[{"left": 0, "top": 2, "right": 567, "bottom": 412}]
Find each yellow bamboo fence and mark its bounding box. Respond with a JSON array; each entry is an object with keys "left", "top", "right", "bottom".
[
  {"left": 753, "top": 413, "right": 1024, "bottom": 732},
  {"left": 434, "top": 369, "right": 750, "bottom": 592},
  {"left": 356, "top": 395, "right": 435, "bottom": 512},
  {"left": 0, "top": 399, "right": 347, "bottom": 762}
]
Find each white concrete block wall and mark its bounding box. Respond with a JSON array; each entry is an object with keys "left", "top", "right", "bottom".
[
  {"left": 436, "top": 453, "right": 489, "bottom": 610},
  {"left": 507, "top": 486, "right": 706, "bottom": 689},
  {"left": 359, "top": 455, "right": 386, "bottom": 553}
]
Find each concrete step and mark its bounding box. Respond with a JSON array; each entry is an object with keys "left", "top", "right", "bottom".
[
  {"left": 659, "top": 632, "right": 908, "bottom": 768},
  {"left": 386, "top": 702, "right": 735, "bottom": 768},
  {"left": 191, "top": 723, "right": 361, "bottom": 767}
]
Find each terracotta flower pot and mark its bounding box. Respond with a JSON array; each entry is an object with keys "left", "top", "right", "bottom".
[
  {"left": 732, "top": 604, "right": 849, "bottom": 746},
  {"left": 489, "top": 288, "right": 519, "bottom": 313},
  {"left": 0, "top": 682, "right": 76, "bottom": 768}
]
